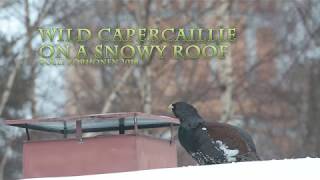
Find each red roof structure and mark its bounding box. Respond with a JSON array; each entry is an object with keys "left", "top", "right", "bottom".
[{"left": 6, "top": 112, "right": 180, "bottom": 178}]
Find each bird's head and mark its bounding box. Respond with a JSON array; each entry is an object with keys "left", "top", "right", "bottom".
[{"left": 168, "top": 102, "right": 202, "bottom": 126}]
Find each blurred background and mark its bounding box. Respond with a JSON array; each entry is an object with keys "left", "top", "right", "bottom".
[{"left": 0, "top": 0, "right": 320, "bottom": 179}]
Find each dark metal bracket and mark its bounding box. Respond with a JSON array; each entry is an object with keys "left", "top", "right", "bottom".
[
  {"left": 76, "top": 120, "right": 83, "bottom": 143},
  {"left": 25, "top": 125, "right": 30, "bottom": 141},
  {"left": 169, "top": 123, "right": 174, "bottom": 145},
  {"left": 63, "top": 121, "right": 67, "bottom": 138},
  {"left": 119, "top": 118, "right": 125, "bottom": 134},
  {"left": 133, "top": 113, "right": 138, "bottom": 135}
]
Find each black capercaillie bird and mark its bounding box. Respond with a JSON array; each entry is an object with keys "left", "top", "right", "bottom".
[{"left": 169, "top": 102, "right": 260, "bottom": 165}]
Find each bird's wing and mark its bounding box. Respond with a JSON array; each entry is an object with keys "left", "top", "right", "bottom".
[
  {"left": 204, "top": 122, "right": 257, "bottom": 154},
  {"left": 178, "top": 125, "right": 227, "bottom": 164},
  {"left": 233, "top": 126, "right": 257, "bottom": 152},
  {"left": 192, "top": 127, "right": 228, "bottom": 164}
]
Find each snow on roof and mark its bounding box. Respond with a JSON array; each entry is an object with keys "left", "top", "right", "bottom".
[{"left": 25, "top": 158, "right": 320, "bottom": 180}]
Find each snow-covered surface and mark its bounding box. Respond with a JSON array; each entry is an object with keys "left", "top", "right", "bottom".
[{"left": 25, "top": 158, "right": 320, "bottom": 180}]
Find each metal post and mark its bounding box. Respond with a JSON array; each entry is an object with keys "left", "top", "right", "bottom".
[
  {"left": 63, "top": 121, "right": 67, "bottom": 138},
  {"left": 76, "top": 120, "right": 83, "bottom": 142},
  {"left": 119, "top": 118, "right": 125, "bottom": 134},
  {"left": 25, "top": 125, "right": 30, "bottom": 141},
  {"left": 169, "top": 123, "right": 174, "bottom": 145},
  {"left": 133, "top": 113, "right": 138, "bottom": 135}
]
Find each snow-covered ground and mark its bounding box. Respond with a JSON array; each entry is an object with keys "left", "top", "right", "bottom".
[{"left": 26, "top": 158, "right": 320, "bottom": 180}]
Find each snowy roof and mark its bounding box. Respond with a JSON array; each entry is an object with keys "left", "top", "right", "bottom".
[{"left": 24, "top": 158, "right": 320, "bottom": 180}]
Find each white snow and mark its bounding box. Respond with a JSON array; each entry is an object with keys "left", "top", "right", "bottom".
[{"left": 24, "top": 158, "right": 320, "bottom": 180}]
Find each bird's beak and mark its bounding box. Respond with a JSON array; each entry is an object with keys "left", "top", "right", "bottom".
[{"left": 168, "top": 104, "right": 174, "bottom": 112}]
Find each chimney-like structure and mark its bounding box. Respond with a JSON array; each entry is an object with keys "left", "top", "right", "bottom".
[{"left": 6, "top": 112, "right": 179, "bottom": 179}]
